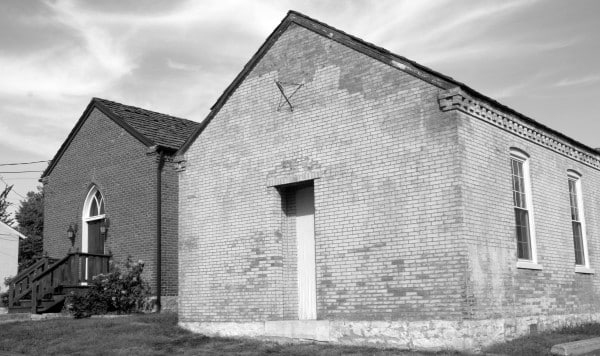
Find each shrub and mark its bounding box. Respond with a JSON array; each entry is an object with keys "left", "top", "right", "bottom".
[
  {"left": 0, "top": 276, "right": 14, "bottom": 307},
  {"left": 64, "top": 256, "right": 151, "bottom": 318}
]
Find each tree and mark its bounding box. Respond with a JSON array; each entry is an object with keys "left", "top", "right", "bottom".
[
  {"left": 0, "top": 184, "right": 14, "bottom": 226},
  {"left": 15, "top": 186, "right": 44, "bottom": 270}
]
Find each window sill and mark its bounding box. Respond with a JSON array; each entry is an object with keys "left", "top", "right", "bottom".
[
  {"left": 575, "top": 266, "right": 595, "bottom": 274},
  {"left": 517, "top": 261, "right": 543, "bottom": 270}
]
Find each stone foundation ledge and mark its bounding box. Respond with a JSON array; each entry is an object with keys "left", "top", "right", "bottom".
[
  {"left": 179, "top": 313, "right": 600, "bottom": 352},
  {"left": 147, "top": 296, "right": 178, "bottom": 313},
  {"left": 161, "top": 296, "right": 178, "bottom": 313}
]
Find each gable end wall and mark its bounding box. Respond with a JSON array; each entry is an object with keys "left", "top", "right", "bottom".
[
  {"left": 179, "top": 23, "right": 467, "bottom": 322},
  {"left": 43, "top": 108, "right": 178, "bottom": 296}
]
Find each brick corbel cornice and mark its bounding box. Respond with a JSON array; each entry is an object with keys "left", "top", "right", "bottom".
[
  {"left": 439, "top": 87, "right": 600, "bottom": 170},
  {"left": 173, "top": 155, "right": 187, "bottom": 172}
]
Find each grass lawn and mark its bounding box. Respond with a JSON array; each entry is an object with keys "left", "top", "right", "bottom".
[{"left": 0, "top": 313, "right": 460, "bottom": 356}]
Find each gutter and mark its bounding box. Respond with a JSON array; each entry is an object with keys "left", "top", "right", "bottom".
[{"left": 156, "top": 149, "right": 165, "bottom": 312}]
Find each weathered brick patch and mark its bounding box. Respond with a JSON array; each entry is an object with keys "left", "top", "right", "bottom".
[{"left": 180, "top": 313, "right": 600, "bottom": 352}]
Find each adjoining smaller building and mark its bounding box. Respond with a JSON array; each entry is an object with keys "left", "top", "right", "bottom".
[
  {"left": 8, "top": 98, "right": 199, "bottom": 313},
  {"left": 0, "top": 221, "right": 24, "bottom": 293}
]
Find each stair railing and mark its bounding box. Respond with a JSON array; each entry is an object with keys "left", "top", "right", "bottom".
[
  {"left": 30, "top": 252, "right": 112, "bottom": 313},
  {"left": 8, "top": 255, "right": 55, "bottom": 309}
]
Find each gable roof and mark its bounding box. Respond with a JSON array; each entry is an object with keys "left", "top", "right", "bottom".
[
  {"left": 177, "top": 10, "right": 599, "bottom": 159},
  {"left": 0, "top": 221, "right": 27, "bottom": 240},
  {"left": 42, "top": 98, "right": 200, "bottom": 178}
]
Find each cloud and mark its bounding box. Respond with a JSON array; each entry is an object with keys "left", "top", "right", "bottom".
[
  {"left": 418, "top": 38, "right": 579, "bottom": 65},
  {"left": 167, "top": 59, "right": 203, "bottom": 72},
  {"left": 554, "top": 75, "right": 600, "bottom": 87}
]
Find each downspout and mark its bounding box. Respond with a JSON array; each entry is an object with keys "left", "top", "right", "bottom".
[{"left": 156, "top": 150, "right": 165, "bottom": 312}]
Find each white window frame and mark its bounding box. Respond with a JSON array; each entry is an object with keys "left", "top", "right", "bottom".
[
  {"left": 82, "top": 186, "right": 106, "bottom": 254},
  {"left": 510, "top": 149, "right": 541, "bottom": 270},
  {"left": 567, "top": 170, "right": 593, "bottom": 274}
]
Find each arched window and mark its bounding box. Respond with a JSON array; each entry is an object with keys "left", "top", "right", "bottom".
[
  {"left": 82, "top": 186, "right": 106, "bottom": 254},
  {"left": 88, "top": 190, "right": 105, "bottom": 217}
]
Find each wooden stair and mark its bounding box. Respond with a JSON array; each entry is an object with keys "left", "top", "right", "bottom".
[
  {"left": 8, "top": 252, "right": 111, "bottom": 314},
  {"left": 10, "top": 295, "right": 66, "bottom": 314}
]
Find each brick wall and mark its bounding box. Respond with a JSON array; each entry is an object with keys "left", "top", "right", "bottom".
[
  {"left": 458, "top": 111, "right": 600, "bottom": 320},
  {"left": 43, "top": 108, "right": 178, "bottom": 296},
  {"left": 179, "top": 23, "right": 467, "bottom": 322}
]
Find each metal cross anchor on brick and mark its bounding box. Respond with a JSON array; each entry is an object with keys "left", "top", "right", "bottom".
[{"left": 275, "top": 81, "right": 303, "bottom": 112}]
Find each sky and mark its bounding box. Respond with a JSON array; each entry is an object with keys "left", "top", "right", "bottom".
[{"left": 0, "top": 0, "right": 599, "bottom": 219}]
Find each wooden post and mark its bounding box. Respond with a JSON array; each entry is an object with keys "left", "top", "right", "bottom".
[
  {"left": 8, "top": 283, "right": 14, "bottom": 308},
  {"left": 31, "top": 283, "right": 37, "bottom": 314}
]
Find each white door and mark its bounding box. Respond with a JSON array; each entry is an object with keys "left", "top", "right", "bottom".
[{"left": 296, "top": 185, "right": 316, "bottom": 320}]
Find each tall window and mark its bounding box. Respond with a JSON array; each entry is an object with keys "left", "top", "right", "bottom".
[
  {"left": 567, "top": 171, "right": 588, "bottom": 268},
  {"left": 82, "top": 186, "right": 106, "bottom": 255},
  {"left": 510, "top": 149, "right": 537, "bottom": 263}
]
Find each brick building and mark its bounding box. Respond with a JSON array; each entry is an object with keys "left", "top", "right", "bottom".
[
  {"left": 176, "top": 11, "right": 600, "bottom": 350},
  {"left": 41, "top": 98, "right": 199, "bottom": 310}
]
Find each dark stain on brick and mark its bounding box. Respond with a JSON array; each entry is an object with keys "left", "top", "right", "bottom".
[
  {"left": 387, "top": 287, "right": 414, "bottom": 297},
  {"left": 391, "top": 259, "right": 405, "bottom": 273},
  {"left": 274, "top": 230, "right": 283, "bottom": 243},
  {"left": 338, "top": 62, "right": 366, "bottom": 95},
  {"left": 381, "top": 276, "right": 393, "bottom": 282},
  {"left": 322, "top": 280, "right": 335, "bottom": 288},
  {"left": 251, "top": 24, "right": 322, "bottom": 83},
  {"left": 391, "top": 259, "right": 404, "bottom": 266},
  {"left": 350, "top": 241, "right": 387, "bottom": 254}
]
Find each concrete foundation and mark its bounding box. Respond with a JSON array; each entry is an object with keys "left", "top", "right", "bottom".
[
  {"left": 180, "top": 313, "right": 600, "bottom": 352},
  {"left": 161, "top": 296, "right": 178, "bottom": 313}
]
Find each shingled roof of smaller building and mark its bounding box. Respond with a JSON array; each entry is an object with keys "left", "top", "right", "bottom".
[
  {"left": 93, "top": 98, "right": 200, "bottom": 151},
  {"left": 42, "top": 98, "right": 200, "bottom": 178}
]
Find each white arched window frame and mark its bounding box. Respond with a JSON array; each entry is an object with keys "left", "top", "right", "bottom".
[
  {"left": 567, "top": 170, "right": 593, "bottom": 274},
  {"left": 81, "top": 186, "right": 106, "bottom": 253},
  {"left": 510, "top": 148, "right": 541, "bottom": 270}
]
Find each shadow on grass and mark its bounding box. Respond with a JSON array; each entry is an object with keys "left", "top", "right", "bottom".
[{"left": 485, "top": 323, "right": 600, "bottom": 356}]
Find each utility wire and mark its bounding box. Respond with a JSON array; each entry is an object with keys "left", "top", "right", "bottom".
[
  {"left": 0, "top": 160, "right": 50, "bottom": 167},
  {"left": 0, "top": 176, "right": 26, "bottom": 199},
  {"left": 0, "top": 171, "right": 43, "bottom": 174},
  {"left": 0, "top": 178, "right": 41, "bottom": 181}
]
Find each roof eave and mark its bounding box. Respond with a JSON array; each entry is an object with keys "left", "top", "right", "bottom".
[
  {"left": 177, "top": 9, "right": 600, "bottom": 159},
  {"left": 41, "top": 98, "right": 156, "bottom": 179}
]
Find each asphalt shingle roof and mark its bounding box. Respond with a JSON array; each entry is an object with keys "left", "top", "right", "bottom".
[
  {"left": 42, "top": 98, "right": 201, "bottom": 178},
  {"left": 94, "top": 98, "right": 200, "bottom": 151}
]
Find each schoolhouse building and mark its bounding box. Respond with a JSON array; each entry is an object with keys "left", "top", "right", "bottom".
[{"left": 176, "top": 11, "right": 600, "bottom": 350}]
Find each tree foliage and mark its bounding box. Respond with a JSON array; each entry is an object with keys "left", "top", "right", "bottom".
[
  {"left": 0, "top": 184, "right": 14, "bottom": 226},
  {"left": 15, "top": 186, "right": 44, "bottom": 271},
  {"left": 15, "top": 187, "right": 43, "bottom": 237}
]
